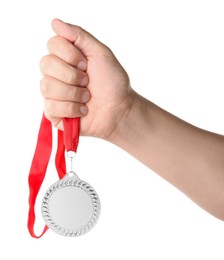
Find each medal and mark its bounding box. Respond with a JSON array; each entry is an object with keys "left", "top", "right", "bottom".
[{"left": 28, "top": 115, "right": 101, "bottom": 238}]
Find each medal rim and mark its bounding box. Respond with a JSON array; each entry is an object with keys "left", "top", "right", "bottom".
[{"left": 41, "top": 174, "right": 101, "bottom": 237}]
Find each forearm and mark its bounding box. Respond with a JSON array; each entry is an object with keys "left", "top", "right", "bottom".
[
  {"left": 112, "top": 90, "right": 224, "bottom": 220},
  {"left": 45, "top": 19, "right": 224, "bottom": 220}
]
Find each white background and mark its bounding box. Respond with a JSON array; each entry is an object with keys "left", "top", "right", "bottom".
[{"left": 0, "top": 0, "right": 224, "bottom": 259}]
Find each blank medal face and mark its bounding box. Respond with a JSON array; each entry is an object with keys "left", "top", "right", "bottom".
[{"left": 42, "top": 173, "right": 100, "bottom": 237}]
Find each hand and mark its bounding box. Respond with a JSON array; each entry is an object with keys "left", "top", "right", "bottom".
[{"left": 40, "top": 19, "right": 133, "bottom": 140}]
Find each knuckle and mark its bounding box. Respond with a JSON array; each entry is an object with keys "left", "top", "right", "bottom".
[
  {"left": 39, "top": 55, "right": 51, "bottom": 73},
  {"left": 44, "top": 98, "right": 52, "bottom": 112},
  {"left": 44, "top": 110, "right": 61, "bottom": 129},
  {"left": 43, "top": 110, "right": 51, "bottom": 121},
  {"left": 44, "top": 99, "right": 56, "bottom": 117},
  {"left": 102, "top": 45, "right": 113, "bottom": 58},
  {"left": 73, "top": 26, "right": 84, "bottom": 46},
  {"left": 39, "top": 77, "right": 49, "bottom": 97},
  {"left": 74, "top": 25, "right": 83, "bottom": 35},
  {"left": 39, "top": 57, "right": 46, "bottom": 73},
  {"left": 44, "top": 100, "right": 52, "bottom": 117},
  {"left": 47, "top": 36, "right": 57, "bottom": 51}
]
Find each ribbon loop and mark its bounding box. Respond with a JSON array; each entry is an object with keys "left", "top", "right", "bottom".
[{"left": 62, "top": 118, "right": 80, "bottom": 153}]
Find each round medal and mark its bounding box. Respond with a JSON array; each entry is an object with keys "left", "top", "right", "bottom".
[{"left": 42, "top": 171, "right": 100, "bottom": 237}]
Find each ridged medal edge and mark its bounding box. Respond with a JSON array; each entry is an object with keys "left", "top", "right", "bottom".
[{"left": 41, "top": 177, "right": 101, "bottom": 237}]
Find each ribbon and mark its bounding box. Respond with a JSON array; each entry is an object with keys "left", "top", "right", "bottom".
[{"left": 27, "top": 114, "right": 80, "bottom": 238}]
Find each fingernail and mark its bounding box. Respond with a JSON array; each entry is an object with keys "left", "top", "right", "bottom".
[
  {"left": 77, "top": 61, "right": 87, "bottom": 71},
  {"left": 80, "top": 76, "right": 88, "bottom": 87},
  {"left": 82, "top": 91, "right": 90, "bottom": 102},
  {"left": 80, "top": 105, "right": 88, "bottom": 115}
]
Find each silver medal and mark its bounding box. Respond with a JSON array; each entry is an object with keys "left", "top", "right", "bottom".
[{"left": 41, "top": 152, "right": 100, "bottom": 237}]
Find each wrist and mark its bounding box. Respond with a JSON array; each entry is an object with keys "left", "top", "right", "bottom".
[{"left": 107, "top": 89, "right": 148, "bottom": 146}]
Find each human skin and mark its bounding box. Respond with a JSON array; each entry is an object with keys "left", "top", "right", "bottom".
[{"left": 40, "top": 19, "right": 224, "bottom": 220}]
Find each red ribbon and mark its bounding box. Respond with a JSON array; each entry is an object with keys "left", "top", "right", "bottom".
[{"left": 27, "top": 114, "right": 80, "bottom": 238}]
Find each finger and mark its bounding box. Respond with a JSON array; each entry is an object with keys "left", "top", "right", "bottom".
[
  {"left": 44, "top": 112, "right": 63, "bottom": 130},
  {"left": 47, "top": 36, "right": 87, "bottom": 71},
  {"left": 44, "top": 98, "right": 88, "bottom": 119},
  {"left": 51, "top": 18, "right": 106, "bottom": 57},
  {"left": 40, "top": 54, "right": 89, "bottom": 86},
  {"left": 40, "top": 76, "right": 90, "bottom": 103}
]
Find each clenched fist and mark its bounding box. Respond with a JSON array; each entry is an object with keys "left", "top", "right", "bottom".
[{"left": 40, "top": 19, "right": 133, "bottom": 140}]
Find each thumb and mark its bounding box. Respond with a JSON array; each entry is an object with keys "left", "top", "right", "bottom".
[{"left": 51, "top": 18, "right": 104, "bottom": 57}]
